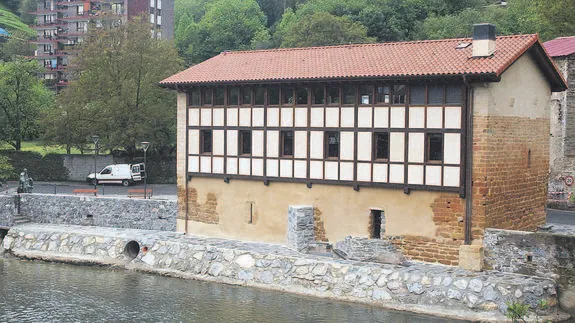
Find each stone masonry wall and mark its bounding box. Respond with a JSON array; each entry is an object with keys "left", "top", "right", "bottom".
[
  {"left": 2, "top": 223, "right": 567, "bottom": 322},
  {"left": 287, "top": 205, "right": 314, "bottom": 252},
  {"left": 0, "top": 194, "right": 176, "bottom": 231}
]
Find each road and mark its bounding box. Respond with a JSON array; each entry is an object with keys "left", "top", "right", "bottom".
[{"left": 547, "top": 208, "right": 575, "bottom": 226}]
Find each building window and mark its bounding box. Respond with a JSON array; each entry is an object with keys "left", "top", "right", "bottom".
[
  {"left": 410, "top": 85, "right": 425, "bottom": 105},
  {"left": 241, "top": 87, "right": 252, "bottom": 105},
  {"left": 325, "top": 131, "right": 340, "bottom": 158},
  {"left": 228, "top": 88, "right": 239, "bottom": 105},
  {"left": 359, "top": 85, "right": 373, "bottom": 105},
  {"left": 269, "top": 87, "right": 280, "bottom": 105},
  {"left": 283, "top": 87, "right": 294, "bottom": 105},
  {"left": 427, "top": 133, "right": 443, "bottom": 162},
  {"left": 374, "top": 132, "right": 389, "bottom": 160},
  {"left": 446, "top": 85, "right": 462, "bottom": 105},
  {"left": 239, "top": 130, "right": 252, "bottom": 155},
  {"left": 190, "top": 89, "right": 200, "bottom": 106},
  {"left": 393, "top": 85, "right": 406, "bottom": 104},
  {"left": 281, "top": 131, "right": 294, "bottom": 156},
  {"left": 428, "top": 85, "right": 443, "bottom": 105},
  {"left": 376, "top": 85, "right": 390, "bottom": 104},
  {"left": 254, "top": 87, "right": 265, "bottom": 105},
  {"left": 342, "top": 85, "right": 355, "bottom": 105},
  {"left": 202, "top": 89, "right": 212, "bottom": 105},
  {"left": 327, "top": 87, "right": 340, "bottom": 105},
  {"left": 200, "top": 130, "right": 212, "bottom": 154},
  {"left": 312, "top": 86, "right": 325, "bottom": 104},
  {"left": 369, "top": 209, "right": 383, "bottom": 239},
  {"left": 296, "top": 87, "right": 308, "bottom": 105},
  {"left": 214, "top": 88, "right": 225, "bottom": 105}
]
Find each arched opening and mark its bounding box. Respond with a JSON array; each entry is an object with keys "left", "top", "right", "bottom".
[{"left": 124, "top": 241, "right": 140, "bottom": 260}]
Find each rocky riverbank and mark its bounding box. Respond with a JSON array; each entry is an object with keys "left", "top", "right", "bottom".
[{"left": 1, "top": 223, "right": 570, "bottom": 322}]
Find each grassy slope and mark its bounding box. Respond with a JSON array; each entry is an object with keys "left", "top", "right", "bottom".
[{"left": 0, "top": 5, "right": 35, "bottom": 37}]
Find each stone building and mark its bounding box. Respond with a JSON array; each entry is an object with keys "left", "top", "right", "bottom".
[
  {"left": 161, "top": 24, "right": 566, "bottom": 266},
  {"left": 545, "top": 36, "right": 575, "bottom": 200}
]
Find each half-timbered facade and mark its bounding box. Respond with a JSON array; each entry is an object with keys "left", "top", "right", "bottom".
[{"left": 162, "top": 24, "right": 566, "bottom": 266}]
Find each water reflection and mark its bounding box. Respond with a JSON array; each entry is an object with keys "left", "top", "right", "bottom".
[{"left": 0, "top": 257, "right": 466, "bottom": 322}]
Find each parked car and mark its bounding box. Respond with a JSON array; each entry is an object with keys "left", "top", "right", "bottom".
[{"left": 86, "top": 163, "right": 145, "bottom": 187}]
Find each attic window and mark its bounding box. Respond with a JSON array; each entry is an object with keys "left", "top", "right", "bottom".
[{"left": 456, "top": 42, "right": 471, "bottom": 49}]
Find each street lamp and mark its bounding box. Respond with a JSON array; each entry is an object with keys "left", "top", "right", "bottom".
[
  {"left": 91, "top": 135, "right": 99, "bottom": 196},
  {"left": 141, "top": 141, "right": 150, "bottom": 199}
]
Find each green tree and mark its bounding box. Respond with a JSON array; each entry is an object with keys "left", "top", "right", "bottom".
[
  {"left": 281, "top": 12, "right": 374, "bottom": 47},
  {"left": 0, "top": 30, "right": 35, "bottom": 61},
  {"left": 0, "top": 58, "right": 55, "bottom": 150},
  {"left": 18, "top": 0, "right": 37, "bottom": 25},
  {"left": 533, "top": 0, "right": 575, "bottom": 41},
  {"left": 47, "top": 18, "right": 182, "bottom": 157}
]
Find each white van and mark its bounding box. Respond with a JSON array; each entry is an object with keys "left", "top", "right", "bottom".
[{"left": 86, "top": 163, "right": 146, "bottom": 187}]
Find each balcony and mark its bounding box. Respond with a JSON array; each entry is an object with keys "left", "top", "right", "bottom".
[
  {"left": 31, "top": 23, "right": 65, "bottom": 30},
  {"left": 30, "top": 9, "right": 59, "bottom": 15}
]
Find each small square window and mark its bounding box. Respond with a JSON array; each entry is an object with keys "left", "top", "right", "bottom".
[
  {"left": 296, "top": 87, "right": 308, "bottom": 105},
  {"left": 359, "top": 85, "right": 374, "bottom": 105},
  {"left": 228, "top": 88, "right": 239, "bottom": 105},
  {"left": 325, "top": 131, "right": 340, "bottom": 158},
  {"left": 254, "top": 87, "right": 265, "bottom": 105},
  {"left": 446, "top": 85, "right": 462, "bottom": 105},
  {"left": 283, "top": 87, "right": 294, "bottom": 105},
  {"left": 214, "top": 88, "right": 225, "bottom": 105},
  {"left": 190, "top": 89, "right": 200, "bottom": 106},
  {"left": 343, "top": 86, "right": 355, "bottom": 105},
  {"left": 281, "top": 131, "right": 294, "bottom": 156},
  {"left": 427, "top": 133, "right": 443, "bottom": 162},
  {"left": 200, "top": 130, "right": 212, "bottom": 154},
  {"left": 313, "top": 86, "right": 325, "bottom": 104},
  {"left": 374, "top": 132, "right": 389, "bottom": 160},
  {"left": 269, "top": 87, "right": 280, "bottom": 105},
  {"left": 202, "top": 89, "right": 212, "bottom": 105},
  {"left": 239, "top": 130, "right": 252, "bottom": 155},
  {"left": 241, "top": 87, "right": 252, "bottom": 105},
  {"left": 410, "top": 85, "right": 425, "bottom": 105},
  {"left": 428, "top": 85, "right": 443, "bottom": 105},
  {"left": 327, "top": 87, "right": 340, "bottom": 104},
  {"left": 376, "top": 86, "right": 390, "bottom": 104},
  {"left": 393, "top": 85, "right": 406, "bottom": 105}
]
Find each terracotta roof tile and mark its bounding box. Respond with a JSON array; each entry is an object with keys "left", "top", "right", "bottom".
[
  {"left": 161, "top": 34, "right": 540, "bottom": 85},
  {"left": 543, "top": 35, "right": 575, "bottom": 57}
]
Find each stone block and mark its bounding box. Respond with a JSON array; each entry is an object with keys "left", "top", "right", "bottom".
[{"left": 459, "top": 244, "right": 484, "bottom": 271}]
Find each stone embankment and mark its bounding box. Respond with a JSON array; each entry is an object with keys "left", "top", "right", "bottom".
[{"left": 2, "top": 223, "right": 569, "bottom": 322}]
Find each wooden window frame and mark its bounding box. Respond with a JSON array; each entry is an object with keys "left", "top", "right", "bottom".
[
  {"left": 373, "top": 132, "right": 390, "bottom": 161},
  {"left": 200, "top": 129, "right": 213, "bottom": 155},
  {"left": 326, "top": 86, "right": 340, "bottom": 106},
  {"left": 238, "top": 130, "right": 252, "bottom": 156},
  {"left": 214, "top": 87, "right": 226, "bottom": 106},
  {"left": 426, "top": 132, "right": 444, "bottom": 163},
  {"left": 228, "top": 87, "right": 240, "bottom": 106},
  {"left": 324, "top": 131, "right": 340, "bottom": 159},
  {"left": 312, "top": 85, "right": 325, "bottom": 105},
  {"left": 254, "top": 87, "right": 266, "bottom": 106},
  {"left": 375, "top": 84, "right": 391, "bottom": 105},
  {"left": 358, "top": 84, "right": 374, "bottom": 106},
  {"left": 202, "top": 88, "right": 213, "bottom": 106},
  {"left": 241, "top": 87, "right": 252, "bottom": 106},
  {"left": 280, "top": 130, "right": 294, "bottom": 157}
]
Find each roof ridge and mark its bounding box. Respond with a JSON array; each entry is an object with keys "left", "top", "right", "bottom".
[{"left": 222, "top": 34, "right": 538, "bottom": 56}]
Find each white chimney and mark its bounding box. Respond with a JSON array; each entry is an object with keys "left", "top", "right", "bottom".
[{"left": 472, "top": 23, "right": 496, "bottom": 57}]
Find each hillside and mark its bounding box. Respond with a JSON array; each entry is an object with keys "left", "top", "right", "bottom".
[{"left": 0, "top": 4, "right": 35, "bottom": 37}]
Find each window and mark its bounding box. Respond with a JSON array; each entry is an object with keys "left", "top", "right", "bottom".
[
  {"left": 342, "top": 86, "right": 355, "bottom": 105},
  {"left": 327, "top": 87, "right": 340, "bottom": 104},
  {"left": 269, "top": 87, "right": 280, "bottom": 105},
  {"left": 200, "top": 130, "right": 212, "bottom": 154},
  {"left": 283, "top": 87, "right": 294, "bottom": 105},
  {"left": 202, "top": 89, "right": 212, "bottom": 105},
  {"left": 296, "top": 87, "right": 308, "bottom": 105},
  {"left": 359, "top": 85, "right": 373, "bottom": 105},
  {"left": 393, "top": 85, "right": 406, "bottom": 104},
  {"left": 228, "top": 88, "right": 239, "bottom": 105},
  {"left": 370, "top": 210, "right": 383, "bottom": 239},
  {"left": 100, "top": 167, "right": 112, "bottom": 175},
  {"left": 241, "top": 87, "right": 252, "bottom": 105},
  {"left": 376, "top": 86, "right": 390, "bottom": 104},
  {"left": 254, "top": 87, "right": 265, "bottom": 105},
  {"left": 427, "top": 133, "right": 443, "bottom": 162},
  {"left": 281, "top": 131, "right": 294, "bottom": 156},
  {"left": 374, "top": 133, "right": 389, "bottom": 160},
  {"left": 410, "top": 85, "right": 425, "bottom": 105},
  {"left": 190, "top": 89, "right": 200, "bottom": 106},
  {"left": 446, "top": 85, "right": 462, "bottom": 105},
  {"left": 239, "top": 130, "right": 252, "bottom": 155},
  {"left": 428, "top": 85, "right": 443, "bottom": 105},
  {"left": 214, "top": 88, "right": 225, "bottom": 105},
  {"left": 312, "top": 86, "right": 325, "bottom": 104},
  {"left": 325, "top": 131, "right": 340, "bottom": 158}
]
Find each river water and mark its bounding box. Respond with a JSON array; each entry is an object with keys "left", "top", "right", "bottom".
[{"left": 0, "top": 257, "right": 465, "bottom": 322}]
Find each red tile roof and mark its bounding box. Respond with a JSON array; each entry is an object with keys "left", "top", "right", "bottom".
[
  {"left": 161, "top": 34, "right": 566, "bottom": 91},
  {"left": 543, "top": 36, "right": 575, "bottom": 57}
]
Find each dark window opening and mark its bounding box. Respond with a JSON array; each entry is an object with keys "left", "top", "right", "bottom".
[
  {"left": 281, "top": 131, "right": 294, "bottom": 156},
  {"left": 241, "top": 87, "right": 252, "bottom": 105},
  {"left": 228, "top": 88, "right": 239, "bottom": 105},
  {"left": 100, "top": 167, "right": 112, "bottom": 175},
  {"left": 283, "top": 87, "right": 294, "bottom": 105},
  {"left": 201, "top": 130, "right": 212, "bottom": 154},
  {"left": 325, "top": 131, "right": 340, "bottom": 158},
  {"left": 370, "top": 210, "right": 383, "bottom": 239},
  {"left": 393, "top": 85, "right": 406, "bottom": 104},
  {"left": 427, "top": 133, "right": 443, "bottom": 162},
  {"left": 376, "top": 85, "right": 390, "bottom": 104},
  {"left": 190, "top": 89, "right": 200, "bottom": 106},
  {"left": 269, "top": 87, "right": 280, "bottom": 105},
  {"left": 296, "top": 87, "right": 308, "bottom": 105},
  {"left": 374, "top": 133, "right": 389, "bottom": 160},
  {"left": 254, "top": 87, "right": 265, "bottom": 105},
  {"left": 359, "top": 85, "right": 374, "bottom": 105},
  {"left": 239, "top": 130, "right": 252, "bottom": 155},
  {"left": 527, "top": 149, "right": 531, "bottom": 168},
  {"left": 446, "top": 85, "right": 462, "bottom": 105},
  {"left": 327, "top": 87, "right": 340, "bottom": 104},
  {"left": 428, "top": 85, "right": 443, "bottom": 105},
  {"left": 214, "top": 88, "right": 225, "bottom": 105},
  {"left": 342, "top": 86, "right": 355, "bottom": 105},
  {"left": 410, "top": 85, "right": 425, "bottom": 105},
  {"left": 313, "top": 86, "right": 325, "bottom": 104},
  {"left": 202, "top": 89, "right": 212, "bottom": 105}
]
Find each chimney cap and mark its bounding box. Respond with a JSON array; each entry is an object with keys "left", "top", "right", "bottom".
[{"left": 473, "top": 23, "right": 496, "bottom": 41}]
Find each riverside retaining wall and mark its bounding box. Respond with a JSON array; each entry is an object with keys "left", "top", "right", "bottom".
[
  {"left": 2, "top": 223, "right": 568, "bottom": 322},
  {"left": 0, "top": 194, "right": 176, "bottom": 231}
]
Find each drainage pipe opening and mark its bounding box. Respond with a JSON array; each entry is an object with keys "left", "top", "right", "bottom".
[{"left": 124, "top": 241, "right": 140, "bottom": 260}]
